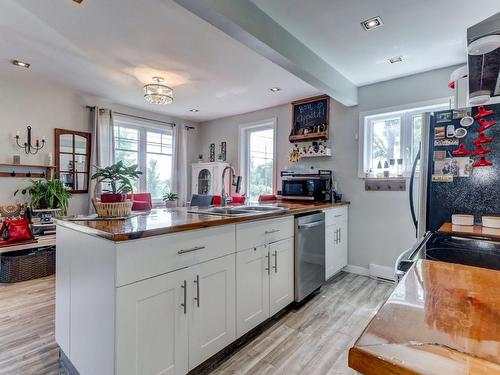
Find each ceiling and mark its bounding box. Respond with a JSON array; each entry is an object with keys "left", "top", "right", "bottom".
[
  {"left": 251, "top": 0, "right": 500, "bottom": 86},
  {"left": 0, "top": 0, "right": 319, "bottom": 122}
]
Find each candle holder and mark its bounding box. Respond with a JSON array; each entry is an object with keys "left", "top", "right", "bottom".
[{"left": 15, "top": 126, "right": 45, "bottom": 155}]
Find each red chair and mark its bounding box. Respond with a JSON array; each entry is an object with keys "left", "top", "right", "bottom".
[
  {"left": 258, "top": 194, "right": 277, "bottom": 203},
  {"left": 212, "top": 195, "right": 246, "bottom": 206},
  {"left": 127, "top": 193, "right": 153, "bottom": 211}
]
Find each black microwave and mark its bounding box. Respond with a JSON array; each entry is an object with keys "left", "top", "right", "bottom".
[{"left": 281, "top": 170, "right": 332, "bottom": 202}]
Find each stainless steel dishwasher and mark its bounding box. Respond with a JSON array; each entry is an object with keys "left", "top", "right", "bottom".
[{"left": 294, "top": 211, "right": 325, "bottom": 302}]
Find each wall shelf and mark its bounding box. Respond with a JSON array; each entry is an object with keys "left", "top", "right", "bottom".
[
  {"left": 0, "top": 163, "right": 56, "bottom": 178},
  {"left": 299, "top": 148, "right": 332, "bottom": 158}
]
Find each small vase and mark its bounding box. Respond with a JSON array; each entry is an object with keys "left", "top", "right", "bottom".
[{"left": 165, "top": 200, "right": 177, "bottom": 208}]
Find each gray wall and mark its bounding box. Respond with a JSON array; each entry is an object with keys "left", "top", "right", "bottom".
[{"left": 198, "top": 65, "right": 460, "bottom": 270}]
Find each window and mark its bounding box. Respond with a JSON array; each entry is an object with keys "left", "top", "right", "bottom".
[
  {"left": 240, "top": 120, "right": 276, "bottom": 202},
  {"left": 361, "top": 104, "right": 447, "bottom": 177},
  {"left": 113, "top": 116, "right": 173, "bottom": 200}
]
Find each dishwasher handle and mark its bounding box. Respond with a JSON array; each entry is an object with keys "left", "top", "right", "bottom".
[{"left": 298, "top": 220, "right": 324, "bottom": 229}]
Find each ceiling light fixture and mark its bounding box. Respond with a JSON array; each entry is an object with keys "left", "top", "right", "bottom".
[
  {"left": 270, "top": 87, "right": 281, "bottom": 92},
  {"left": 389, "top": 56, "right": 403, "bottom": 64},
  {"left": 144, "top": 77, "right": 173, "bottom": 105},
  {"left": 361, "top": 16, "right": 383, "bottom": 31},
  {"left": 189, "top": 109, "right": 199, "bottom": 112},
  {"left": 12, "top": 59, "right": 30, "bottom": 68}
]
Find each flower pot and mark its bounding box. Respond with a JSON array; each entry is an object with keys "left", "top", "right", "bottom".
[
  {"left": 100, "top": 193, "right": 127, "bottom": 203},
  {"left": 165, "top": 200, "right": 177, "bottom": 208}
]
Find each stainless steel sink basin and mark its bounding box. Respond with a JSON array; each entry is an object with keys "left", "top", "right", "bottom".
[
  {"left": 239, "top": 205, "right": 287, "bottom": 212},
  {"left": 188, "top": 205, "right": 288, "bottom": 216},
  {"left": 205, "top": 208, "right": 254, "bottom": 215}
]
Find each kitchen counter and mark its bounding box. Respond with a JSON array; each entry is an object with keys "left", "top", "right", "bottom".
[
  {"left": 439, "top": 222, "right": 500, "bottom": 240},
  {"left": 349, "top": 259, "right": 500, "bottom": 375},
  {"left": 56, "top": 201, "right": 349, "bottom": 241}
]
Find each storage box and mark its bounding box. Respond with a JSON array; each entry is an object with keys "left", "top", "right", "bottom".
[{"left": 0, "top": 247, "right": 55, "bottom": 283}]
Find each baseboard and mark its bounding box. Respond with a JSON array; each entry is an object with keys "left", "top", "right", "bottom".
[
  {"left": 343, "top": 264, "right": 369, "bottom": 276},
  {"left": 343, "top": 264, "right": 395, "bottom": 282}
]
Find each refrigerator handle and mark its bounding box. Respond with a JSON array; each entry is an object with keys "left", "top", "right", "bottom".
[{"left": 409, "top": 143, "right": 421, "bottom": 237}]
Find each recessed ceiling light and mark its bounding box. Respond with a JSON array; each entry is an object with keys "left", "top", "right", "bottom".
[
  {"left": 389, "top": 56, "right": 404, "bottom": 64},
  {"left": 270, "top": 87, "right": 281, "bottom": 92},
  {"left": 361, "top": 16, "right": 383, "bottom": 31},
  {"left": 12, "top": 59, "right": 30, "bottom": 68},
  {"left": 189, "top": 109, "right": 199, "bottom": 112}
]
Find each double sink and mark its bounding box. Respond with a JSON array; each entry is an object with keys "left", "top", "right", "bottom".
[{"left": 188, "top": 205, "right": 288, "bottom": 216}]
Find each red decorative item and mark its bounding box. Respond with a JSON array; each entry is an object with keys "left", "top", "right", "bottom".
[
  {"left": 472, "top": 155, "right": 493, "bottom": 167},
  {"left": 452, "top": 144, "right": 471, "bottom": 156},
  {"left": 471, "top": 144, "right": 492, "bottom": 156},
  {"left": 478, "top": 118, "right": 496, "bottom": 132},
  {"left": 1, "top": 219, "right": 33, "bottom": 243},
  {"left": 473, "top": 132, "right": 493, "bottom": 146},
  {"left": 474, "top": 106, "right": 494, "bottom": 120},
  {"left": 100, "top": 193, "right": 127, "bottom": 203}
]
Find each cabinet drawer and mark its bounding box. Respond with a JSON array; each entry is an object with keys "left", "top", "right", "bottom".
[
  {"left": 116, "top": 224, "right": 236, "bottom": 287},
  {"left": 325, "top": 206, "right": 348, "bottom": 227},
  {"left": 236, "top": 216, "right": 293, "bottom": 251}
]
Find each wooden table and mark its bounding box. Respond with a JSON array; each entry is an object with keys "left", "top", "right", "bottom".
[
  {"left": 349, "top": 260, "right": 500, "bottom": 374},
  {"left": 438, "top": 222, "right": 500, "bottom": 239}
]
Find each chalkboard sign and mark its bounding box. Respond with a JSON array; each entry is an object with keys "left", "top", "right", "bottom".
[{"left": 290, "top": 95, "right": 329, "bottom": 142}]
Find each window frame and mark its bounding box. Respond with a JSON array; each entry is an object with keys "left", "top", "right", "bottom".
[
  {"left": 113, "top": 116, "right": 174, "bottom": 203},
  {"left": 238, "top": 118, "right": 277, "bottom": 201},
  {"left": 358, "top": 100, "right": 450, "bottom": 178}
]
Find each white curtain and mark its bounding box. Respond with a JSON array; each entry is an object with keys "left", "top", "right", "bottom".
[
  {"left": 173, "top": 124, "right": 188, "bottom": 206},
  {"left": 88, "top": 108, "right": 115, "bottom": 213}
]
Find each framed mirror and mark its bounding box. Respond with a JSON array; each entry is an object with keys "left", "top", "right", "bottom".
[{"left": 55, "top": 128, "right": 92, "bottom": 193}]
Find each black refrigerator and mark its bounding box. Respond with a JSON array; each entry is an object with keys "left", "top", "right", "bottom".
[{"left": 411, "top": 104, "right": 500, "bottom": 237}]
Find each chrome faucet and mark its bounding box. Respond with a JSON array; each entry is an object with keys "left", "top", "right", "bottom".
[{"left": 221, "top": 166, "right": 241, "bottom": 207}]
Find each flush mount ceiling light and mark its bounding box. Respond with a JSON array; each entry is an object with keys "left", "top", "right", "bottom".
[
  {"left": 189, "top": 109, "right": 199, "bottom": 112},
  {"left": 389, "top": 56, "right": 404, "bottom": 64},
  {"left": 468, "top": 34, "right": 500, "bottom": 55},
  {"left": 361, "top": 16, "right": 383, "bottom": 31},
  {"left": 12, "top": 59, "right": 30, "bottom": 68},
  {"left": 270, "top": 87, "right": 281, "bottom": 92},
  {"left": 144, "top": 77, "right": 173, "bottom": 105}
]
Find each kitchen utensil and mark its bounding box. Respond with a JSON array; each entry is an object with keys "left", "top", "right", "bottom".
[
  {"left": 474, "top": 105, "right": 494, "bottom": 120},
  {"left": 472, "top": 155, "right": 493, "bottom": 167},
  {"left": 452, "top": 144, "right": 471, "bottom": 156},
  {"left": 478, "top": 118, "right": 496, "bottom": 132},
  {"left": 482, "top": 216, "right": 500, "bottom": 229},
  {"left": 471, "top": 144, "right": 492, "bottom": 156},
  {"left": 473, "top": 132, "right": 493, "bottom": 145},
  {"left": 452, "top": 214, "right": 474, "bottom": 226},
  {"left": 460, "top": 116, "right": 474, "bottom": 127},
  {"left": 454, "top": 127, "right": 467, "bottom": 138}
]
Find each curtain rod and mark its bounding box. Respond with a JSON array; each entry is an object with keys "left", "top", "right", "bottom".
[{"left": 86, "top": 106, "right": 176, "bottom": 127}]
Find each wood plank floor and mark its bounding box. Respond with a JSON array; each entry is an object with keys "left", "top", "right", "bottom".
[
  {"left": 0, "top": 272, "right": 392, "bottom": 375},
  {"left": 210, "top": 272, "right": 393, "bottom": 375}
]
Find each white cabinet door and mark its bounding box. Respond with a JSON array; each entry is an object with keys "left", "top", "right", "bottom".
[
  {"left": 116, "top": 268, "right": 189, "bottom": 375},
  {"left": 236, "top": 245, "right": 270, "bottom": 338},
  {"left": 269, "top": 238, "right": 294, "bottom": 316},
  {"left": 325, "top": 220, "right": 348, "bottom": 280},
  {"left": 337, "top": 220, "right": 348, "bottom": 271},
  {"left": 189, "top": 254, "right": 236, "bottom": 370}
]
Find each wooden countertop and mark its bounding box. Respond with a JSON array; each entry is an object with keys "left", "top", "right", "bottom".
[
  {"left": 349, "top": 260, "right": 500, "bottom": 375},
  {"left": 56, "top": 201, "right": 349, "bottom": 241},
  {"left": 439, "top": 222, "right": 500, "bottom": 240}
]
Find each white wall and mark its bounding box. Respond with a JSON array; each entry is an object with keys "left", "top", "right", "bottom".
[
  {"left": 198, "top": 65, "right": 460, "bottom": 270},
  {"left": 0, "top": 72, "right": 199, "bottom": 215}
]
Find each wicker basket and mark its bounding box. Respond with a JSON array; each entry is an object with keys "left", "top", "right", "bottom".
[
  {"left": 92, "top": 184, "right": 133, "bottom": 218},
  {"left": 0, "top": 247, "right": 55, "bottom": 283}
]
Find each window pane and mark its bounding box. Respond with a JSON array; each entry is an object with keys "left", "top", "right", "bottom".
[
  {"left": 114, "top": 149, "right": 139, "bottom": 193},
  {"left": 370, "top": 118, "right": 401, "bottom": 170},
  {"left": 147, "top": 154, "right": 172, "bottom": 199},
  {"left": 114, "top": 126, "right": 138, "bottom": 151},
  {"left": 248, "top": 128, "right": 274, "bottom": 202}
]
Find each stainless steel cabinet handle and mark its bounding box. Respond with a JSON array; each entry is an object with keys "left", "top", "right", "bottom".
[
  {"left": 339, "top": 228, "right": 341, "bottom": 243},
  {"left": 334, "top": 229, "right": 339, "bottom": 244},
  {"left": 194, "top": 275, "right": 200, "bottom": 307},
  {"left": 265, "top": 229, "right": 280, "bottom": 234},
  {"left": 298, "top": 220, "right": 324, "bottom": 229},
  {"left": 265, "top": 253, "right": 270, "bottom": 274},
  {"left": 178, "top": 246, "right": 206, "bottom": 255},
  {"left": 180, "top": 280, "right": 187, "bottom": 314},
  {"left": 273, "top": 250, "right": 278, "bottom": 273},
  {"left": 334, "top": 214, "right": 342, "bottom": 218}
]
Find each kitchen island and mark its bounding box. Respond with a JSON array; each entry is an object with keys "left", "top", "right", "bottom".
[
  {"left": 349, "top": 260, "right": 500, "bottom": 374},
  {"left": 55, "top": 201, "right": 348, "bottom": 375}
]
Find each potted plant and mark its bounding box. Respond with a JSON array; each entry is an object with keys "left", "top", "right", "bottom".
[
  {"left": 162, "top": 192, "right": 178, "bottom": 208},
  {"left": 91, "top": 161, "right": 142, "bottom": 203},
  {"left": 15, "top": 178, "right": 71, "bottom": 215}
]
